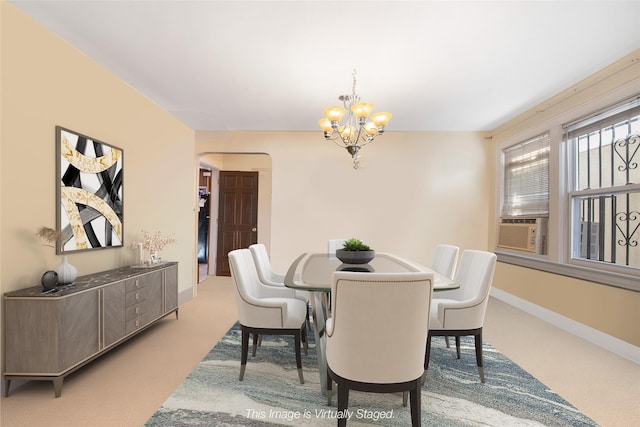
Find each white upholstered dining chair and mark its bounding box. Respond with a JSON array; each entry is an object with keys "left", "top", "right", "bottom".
[
  {"left": 425, "top": 249, "right": 497, "bottom": 383},
  {"left": 326, "top": 271, "right": 433, "bottom": 426},
  {"left": 228, "top": 248, "right": 308, "bottom": 384},
  {"left": 327, "top": 238, "right": 346, "bottom": 257},
  {"left": 249, "top": 243, "right": 309, "bottom": 303},
  {"left": 431, "top": 244, "right": 459, "bottom": 348},
  {"left": 431, "top": 244, "right": 459, "bottom": 279}
]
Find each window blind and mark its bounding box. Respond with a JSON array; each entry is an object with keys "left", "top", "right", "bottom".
[
  {"left": 564, "top": 95, "right": 640, "bottom": 138},
  {"left": 502, "top": 132, "right": 550, "bottom": 217}
]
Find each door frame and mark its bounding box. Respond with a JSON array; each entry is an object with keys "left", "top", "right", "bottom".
[{"left": 195, "top": 153, "right": 272, "bottom": 284}]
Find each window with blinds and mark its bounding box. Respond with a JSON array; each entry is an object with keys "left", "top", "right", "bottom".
[{"left": 502, "top": 133, "right": 550, "bottom": 217}]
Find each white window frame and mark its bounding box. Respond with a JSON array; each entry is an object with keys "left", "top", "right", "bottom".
[
  {"left": 494, "top": 86, "right": 640, "bottom": 292},
  {"left": 564, "top": 96, "right": 640, "bottom": 275}
]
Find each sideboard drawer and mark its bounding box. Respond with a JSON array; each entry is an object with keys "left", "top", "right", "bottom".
[
  {"left": 125, "top": 289, "right": 145, "bottom": 307},
  {"left": 125, "top": 316, "right": 143, "bottom": 334},
  {"left": 125, "top": 277, "right": 145, "bottom": 293},
  {"left": 125, "top": 303, "right": 144, "bottom": 321}
]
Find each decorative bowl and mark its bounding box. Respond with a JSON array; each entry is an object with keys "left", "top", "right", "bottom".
[{"left": 335, "top": 249, "right": 375, "bottom": 265}]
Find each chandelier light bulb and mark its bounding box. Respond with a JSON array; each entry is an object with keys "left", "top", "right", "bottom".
[
  {"left": 371, "top": 112, "right": 392, "bottom": 128},
  {"left": 324, "top": 106, "right": 346, "bottom": 123},
  {"left": 351, "top": 102, "right": 374, "bottom": 119},
  {"left": 318, "top": 118, "right": 333, "bottom": 137},
  {"left": 363, "top": 122, "right": 378, "bottom": 136}
]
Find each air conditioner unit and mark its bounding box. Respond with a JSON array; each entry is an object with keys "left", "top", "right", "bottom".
[{"left": 497, "top": 217, "right": 548, "bottom": 254}]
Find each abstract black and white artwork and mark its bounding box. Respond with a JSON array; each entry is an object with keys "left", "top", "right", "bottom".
[{"left": 56, "top": 126, "right": 123, "bottom": 253}]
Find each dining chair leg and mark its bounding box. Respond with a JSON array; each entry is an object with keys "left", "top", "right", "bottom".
[
  {"left": 337, "top": 384, "right": 349, "bottom": 427},
  {"left": 474, "top": 329, "right": 485, "bottom": 383},
  {"left": 445, "top": 336, "right": 450, "bottom": 348},
  {"left": 294, "top": 331, "right": 304, "bottom": 384},
  {"left": 410, "top": 380, "right": 421, "bottom": 427},
  {"left": 403, "top": 391, "right": 408, "bottom": 407},
  {"left": 302, "top": 324, "right": 308, "bottom": 356},
  {"left": 252, "top": 333, "right": 260, "bottom": 357},
  {"left": 455, "top": 336, "right": 461, "bottom": 359},
  {"left": 326, "top": 371, "right": 333, "bottom": 406},
  {"left": 424, "top": 333, "right": 432, "bottom": 370},
  {"left": 240, "top": 327, "right": 249, "bottom": 381}
]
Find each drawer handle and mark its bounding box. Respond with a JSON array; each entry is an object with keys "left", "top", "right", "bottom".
[
  {"left": 135, "top": 319, "right": 139, "bottom": 328},
  {"left": 135, "top": 279, "right": 139, "bottom": 288},
  {"left": 136, "top": 292, "right": 140, "bottom": 301},
  {"left": 136, "top": 306, "right": 140, "bottom": 315}
]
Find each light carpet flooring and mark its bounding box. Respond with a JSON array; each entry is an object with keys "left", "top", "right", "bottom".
[{"left": 1, "top": 275, "right": 638, "bottom": 427}]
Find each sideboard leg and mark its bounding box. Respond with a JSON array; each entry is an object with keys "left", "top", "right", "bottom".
[
  {"left": 175, "top": 308, "right": 179, "bottom": 320},
  {"left": 53, "top": 378, "right": 64, "bottom": 398},
  {"left": 4, "top": 379, "right": 11, "bottom": 397}
]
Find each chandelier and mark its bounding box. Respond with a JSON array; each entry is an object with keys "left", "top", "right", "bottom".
[{"left": 318, "top": 70, "right": 392, "bottom": 169}]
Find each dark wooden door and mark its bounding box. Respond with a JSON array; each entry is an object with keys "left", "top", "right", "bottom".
[{"left": 216, "top": 171, "right": 259, "bottom": 276}]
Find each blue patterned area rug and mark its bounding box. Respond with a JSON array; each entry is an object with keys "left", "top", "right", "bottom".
[{"left": 146, "top": 322, "right": 597, "bottom": 426}]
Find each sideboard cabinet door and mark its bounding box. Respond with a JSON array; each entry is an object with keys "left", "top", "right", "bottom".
[
  {"left": 103, "top": 282, "right": 126, "bottom": 348},
  {"left": 164, "top": 264, "right": 178, "bottom": 314},
  {"left": 4, "top": 290, "right": 99, "bottom": 375},
  {"left": 139, "top": 270, "right": 163, "bottom": 328},
  {"left": 4, "top": 299, "right": 62, "bottom": 374},
  {"left": 61, "top": 290, "right": 100, "bottom": 369}
]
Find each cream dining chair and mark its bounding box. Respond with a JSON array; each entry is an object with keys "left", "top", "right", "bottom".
[
  {"left": 425, "top": 249, "right": 497, "bottom": 383},
  {"left": 228, "top": 248, "right": 308, "bottom": 384},
  {"left": 249, "top": 243, "right": 309, "bottom": 303},
  {"left": 431, "top": 244, "right": 459, "bottom": 279},
  {"left": 326, "top": 271, "right": 433, "bottom": 426},
  {"left": 430, "top": 244, "right": 459, "bottom": 348},
  {"left": 327, "top": 238, "right": 347, "bottom": 257}
]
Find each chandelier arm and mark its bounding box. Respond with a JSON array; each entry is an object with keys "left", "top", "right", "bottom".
[
  {"left": 356, "top": 124, "right": 377, "bottom": 147},
  {"left": 354, "top": 125, "right": 365, "bottom": 146},
  {"left": 357, "top": 137, "right": 374, "bottom": 148},
  {"left": 327, "top": 134, "right": 349, "bottom": 148}
]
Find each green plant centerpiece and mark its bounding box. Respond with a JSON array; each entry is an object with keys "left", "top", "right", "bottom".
[{"left": 336, "top": 238, "right": 375, "bottom": 264}]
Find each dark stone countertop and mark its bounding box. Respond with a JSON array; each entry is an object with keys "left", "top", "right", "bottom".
[{"left": 4, "top": 261, "right": 177, "bottom": 298}]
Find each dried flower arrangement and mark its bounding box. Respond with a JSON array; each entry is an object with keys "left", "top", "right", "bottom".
[
  {"left": 36, "top": 226, "right": 62, "bottom": 248},
  {"left": 140, "top": 230, "right": 176, "bottom": 252}
]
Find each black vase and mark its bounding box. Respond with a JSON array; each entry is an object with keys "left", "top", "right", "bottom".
[{"left": 41, "top": 270, "right": 59, "bottom": 290}]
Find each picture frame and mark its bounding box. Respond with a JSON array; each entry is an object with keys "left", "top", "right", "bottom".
[{"left": 56, "top": 126, "right": 124, "bottom": 254}]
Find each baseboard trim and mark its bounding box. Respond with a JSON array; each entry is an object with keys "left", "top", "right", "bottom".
[
  {"left": 178, "top": 288, "right": 193, "bottom": 305},
  {"left": 490, "top": 288, "right": 640, "bottom": 364}
]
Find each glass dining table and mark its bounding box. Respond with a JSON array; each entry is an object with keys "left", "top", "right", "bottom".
[{"left": 284, "top": 252, "right": 459, "bottom": 394}]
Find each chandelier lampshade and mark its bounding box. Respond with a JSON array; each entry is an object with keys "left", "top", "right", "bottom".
[{"left": 319, "top": 70, "right": 392, "bottom": 168}]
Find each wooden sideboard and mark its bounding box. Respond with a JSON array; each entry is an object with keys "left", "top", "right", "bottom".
[{"left": 3, "top": 262, "right": 179, "bottom": 398}]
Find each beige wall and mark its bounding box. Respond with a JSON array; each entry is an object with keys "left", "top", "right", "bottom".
[
  {"left": 196, "top": 130, "right": 492, "bottom": 274},
  {"left": 489, "top": 50, "right": 640, "bottom": 347},
  {"left": 494, "top": 264, "right": 639, "bottom": 345},
  {"left": 0, "top": 1, "right": 196, "bottom": 327}
]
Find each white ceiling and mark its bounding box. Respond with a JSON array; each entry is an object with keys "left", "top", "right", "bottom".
[{"left": 10, "top": 1, "right": 640, "bottom": 132}]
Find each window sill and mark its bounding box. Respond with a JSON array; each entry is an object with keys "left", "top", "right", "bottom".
[{"left": 495, "top": 250, "right": 639, "bottom": 292}]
